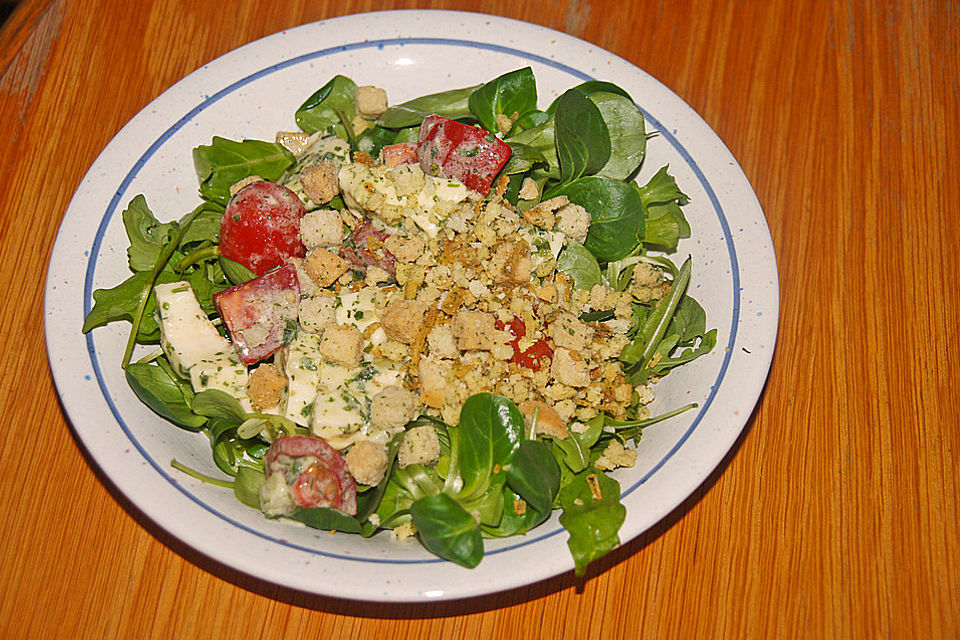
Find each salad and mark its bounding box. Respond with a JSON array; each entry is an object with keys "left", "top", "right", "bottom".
[{"left": 82, "top": 68, "right": 716, "bottom": 574}]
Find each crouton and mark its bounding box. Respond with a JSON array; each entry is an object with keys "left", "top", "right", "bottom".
[
  {"left": 383, "top": 233, "right": 427, "bottom": 263},
  {"left": 246, "top": 362, "right": 287, "bottom": 411},
  {"left": 300, "top": 209, "right": 344, "bottom": 249},
  {"left": 427, "top": 323, "right": 459, "bottom": 359},
  {"left": 555, "top": 202, "right": 592, "bottom": 243},
  {"left": 548, "top": 312, "right": 593, "bottom": 351},
  {"left": 397, "top": 425, "right": 441, "bottom": 468},
  {"left": 594, "top": 439, "right": 637, "bottom": 471},
  {"left": 354, "top": 85, "right": 388, "bottom": 119},
  {"left": 387, "top": 163, "right": 426, "bottom": 196},
  {"left": 417, "top": 355, "right": 452, "bottom": 408},
  {"left": 299, "top": 295, "right": 337, "bottom": 334},
  {"left": 518, "top": 177, "right": 540, "bottom": 200},
  {"left": 300, "top": 160, "right": 340, "bottom": 205},
  {"left": 369, "top": 385, "right": 420, "bottom": 433},
  {"left": 275, "top": 131, "right": 312, "bottom": 156},
  {"left": 380, "top": 299, "right": 427, "bottom": 344},
  {"left": 319, "top": 324, "right": 364, "bottom": 367},
  {"left": 452, "top": 310, "right": 501, "bottom": 351},
  {"left": 550, "top": 347, "right": 591, "bottom": 387},
  {"left": 488, "top": 240, "right": 532, "bottom": 285},
  {"left": 229, "top": 175, "right": 262, "bottom": 197},
  {"left": 304, "top": 248, "right": 350, "bottom": 288},
  {"left": 518, "top": 400, "right": 569, "bottom": 439},
  {"left": 345, "top": 439, "right": 389, "bottom": 485}
]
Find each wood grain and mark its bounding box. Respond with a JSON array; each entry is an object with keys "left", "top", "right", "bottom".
[{"left": 1, "top": 0, "right": 957, "bottom": 637}]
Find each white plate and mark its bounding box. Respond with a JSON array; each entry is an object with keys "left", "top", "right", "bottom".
[{"left": 45, "top": 10, "right": 778, "bottom": 602}]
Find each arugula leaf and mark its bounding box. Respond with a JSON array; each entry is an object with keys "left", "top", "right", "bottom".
[
  {"left": 295, "top": 75, "right": 358, "bottom": 137},
  {"left": 177, "top": 208, "right": 222, "bottom": 248},
  {"left": 82, "top": 270, "right": 177, "bottom": 340},
  {"left": 554, "top": 89, "right": 610, "bottom": 184},
  {"left": 218, "top": 255, "right": 256, "bottom": 286},
  {"left": 193, "top": 137, "right": 295, "bottom": 206},
  {"left": 411, "top": 493, "right": 484, "bottom": 568},
  {"left": 376, "top": 84, "right": 481, "bottom": 129},
  {"left": 122, "top": 195, "right": 177, "bottom": 272},
  {"left": 468, "top": 67, "right": 538, "bottom": 134},
  {"left": 558, "top": 468, "right": 626, "bottom": 576}
]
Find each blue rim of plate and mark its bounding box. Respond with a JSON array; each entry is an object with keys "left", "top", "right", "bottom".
[{"left": 83, "top": 37, "right": 739, "bottom": 564}]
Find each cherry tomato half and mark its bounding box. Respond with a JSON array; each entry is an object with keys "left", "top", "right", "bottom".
[
  {"left": 219, "top": 181, "right": 306, "bottom": 275},
  {"left": 263, "top": 435, "right": 357, "bottom": 515},
  {"left": 495, "top": 317, "right": 554, "bottom": 371}
]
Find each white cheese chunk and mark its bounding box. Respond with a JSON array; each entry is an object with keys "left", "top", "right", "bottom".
[
  {"left": 280, "top": 331, "right": 327, "bottom": 426},
  {"left": 155, "top": 281, "right": 234, "bottom": 376}
]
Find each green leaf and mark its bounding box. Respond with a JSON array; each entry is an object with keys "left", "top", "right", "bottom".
[
  {"left": 218, "top": 255, "right": 256, "bottom": 286},
  {"left": 295, "top": 75, "right": 358, "bottom": 137},
  {"left": 376, "top": 84, "right": 481, "bottom": 129},
  {"left": 547, "top": 81, "right": 633, "bottom": 113},
  {"left": 124, "top": 361, "right": 206, "bottom": 430},
  {"left": 500, "top": 142, "right": 547, "bottom": 174},
  {"left": 510, "top": 109, "right": 550, "bottom": 135},
  {"left": 552, "top": 176, "right": 645, "bottom": 262},
  {"left": 468, "top": 67, "right": 538, "bottom": 134},
  {"left": 558, "top": 468, "right": 626, "bottom": 576},
  {"left": 556, "top": 241, "right": 602, "bottom": 290},
  {"left": 234, "top": 466, "right": 264, "bottom": 509},
  {"left": 666, "top": 295, "right": 708, "bottom": 346},
  {"left": 507, "top": 115, "right": 558, "bottom": 178},
  {"left": 482, "top": 486, "right": 549, "bottom": 537},
  {"left": 82, "top": 270, "right": 177, "bottom": 341},
  {"left": 357, "top": 125, "right": 399, "bottom": 158},
  {"left": 590, "top": 91, "right": 646, "bottom": 180},
  {"left": 505, "top": 440, "right": 560, "bottom": 516},
  {"left": 192, "top": 389, "right": 247, "bottom": 421},
  {"left": 554, "top": 89, "right": 610, "bottom": 184},
  {"left": 457, "top": 394, "right": 524, "bottom": 502},
  {"left": 122, "top": 195, "right": 177, "bottom": 272},
  {"left": 290, "top": 506, "right": 366, "bottom": 534},
  {"left": 636, "top": 165, "right": 690, "bottom": 206},
  {"left": 193, "top": 137, "right": 295, "bottom": 206},
  {"left": 620, "top": 256, "right": 692, "bottom": 376},
  {"left": 177, "top": 208, "right": 222, "bottom": 248},
  {"left": 642, "top": 201, "right": 690, "bottom": 251},
  {"left": 411, "top": 493, "right": 484, "bottom": 568}
]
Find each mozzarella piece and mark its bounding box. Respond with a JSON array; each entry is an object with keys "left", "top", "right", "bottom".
[
  {"left": 335, "top": 286, "right": 389, "bottom": 345},
  {"left": 155, "top": 281, "right": 234, "bottom": 376},
  {"left": 280, "top": 331, "right": 327, "bottom": 426}
]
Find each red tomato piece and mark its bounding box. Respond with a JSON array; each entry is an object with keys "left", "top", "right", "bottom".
[
  {"left": 213, "top": 263, "right": 300, "bottom": 364},
  {"left": 263, "top": 435, "right": 358, "bottom": 515},
  {"left": 339, "top": 220, "right": 397, "bottom": 277},
  {"left": 417, "top": 115, "right": 513, "bottom": 195},
  {"left": 220, "top": 181, "right": 306, "bottom": 275},
  {"left": 381, "top": 142, "right": 419, "bottom": 167},
  {"left": 495, "top": 317, "right": 554, "bottom": 371}
]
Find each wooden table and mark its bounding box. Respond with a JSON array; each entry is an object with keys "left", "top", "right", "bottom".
[{"left": 1, "top": 1, "right": 957, "bottom": 637}]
